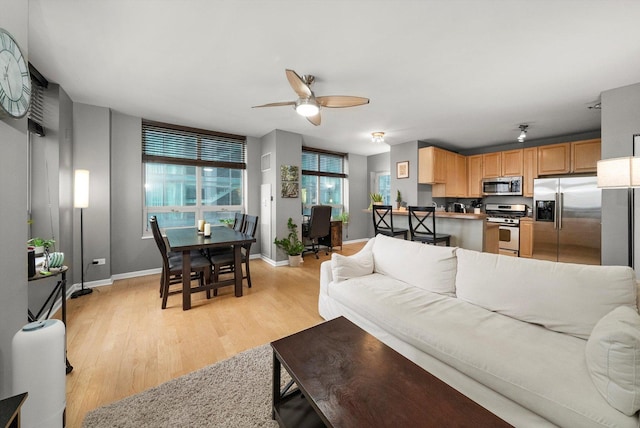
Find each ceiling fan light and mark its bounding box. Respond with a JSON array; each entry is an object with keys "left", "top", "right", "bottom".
[
  {"left": 295, "top": 99, "right": 319, "bottom": 117},
  {"left": 371, "top": 132, "right": 385, "bottom": 144}
]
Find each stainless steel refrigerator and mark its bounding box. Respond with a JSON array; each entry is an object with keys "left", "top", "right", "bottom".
[{"left": 533, "top": 176, "right": 601, "bottom": 265}]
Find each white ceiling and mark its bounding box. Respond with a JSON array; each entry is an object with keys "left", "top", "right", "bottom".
[{"left": 27, "top": 0, "right": 640, "bottom": 156}]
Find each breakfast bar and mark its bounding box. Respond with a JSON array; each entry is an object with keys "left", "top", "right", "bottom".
[{"left": 367, "top": 209, "right": 498, "bottom": 253}]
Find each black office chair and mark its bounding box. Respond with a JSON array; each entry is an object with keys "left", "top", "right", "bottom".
[
  {"left": 209, "top": 214, "right": 258, "bottom": 294},
  {"left": 149, "top": 216, "right": 213, "bottom": 309},
  {"left": 408, "top": 206, "right": 451, "bottom": 246},
  {"left": 372, "top": 204, "right": 408, "bottom": 239},
  {"left": 302, "top": 205, "right": 332, "bottom": 258}
]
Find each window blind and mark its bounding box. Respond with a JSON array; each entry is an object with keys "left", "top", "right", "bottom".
[
  {"left": 142, "top": 120, "right": 246, "bottom": 169},
  {"left": 302, "top": 147, "right": 347, "bottom": 178}
]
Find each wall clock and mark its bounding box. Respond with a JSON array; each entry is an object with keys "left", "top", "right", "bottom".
[{"left": 0, "top": 28, "right": 31, "bottom": 119}]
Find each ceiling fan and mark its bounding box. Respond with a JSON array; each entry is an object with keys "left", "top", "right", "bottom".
[{"left": 252, "top": 69, "right": 370, "bottom": 126}]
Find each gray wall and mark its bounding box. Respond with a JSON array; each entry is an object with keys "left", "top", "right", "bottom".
[
  {"left": 601, "top": 82, "right": 640, "bottom": 267},
  {"left": 391, "top": 141, "right": 419, "bottom": 206},
  {"left": 345, "top": 153, "right": 369, "bottom": 240},
  {"left": 73, "top": 104, "right": 112, "bottom": 282},
  {"left": 0, "top": 0, "right": 29, "bottom": 397}
]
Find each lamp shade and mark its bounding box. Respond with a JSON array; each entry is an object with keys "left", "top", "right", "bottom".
[
  {"left": 597, "top": 157, "right": 640, "bottom": 188},
  {"left": 74, "top": 169, "right": 90, "bottom": 208}
]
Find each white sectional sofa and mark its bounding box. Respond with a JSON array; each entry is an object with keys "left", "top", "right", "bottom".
[{"left": 319, "top": 234, "right": 640, "bottom": 427}]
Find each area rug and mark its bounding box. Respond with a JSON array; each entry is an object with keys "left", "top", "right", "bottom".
[{"left": 83, "top": 344, "right": 285, "bottom": 427}]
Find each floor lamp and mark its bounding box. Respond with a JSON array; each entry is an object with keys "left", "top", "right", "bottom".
[
  {"left": 597, "top": 156, "right": 640, "bottom": 268},
  {"left": 71, "top": 169, "right": 93, "bottom": 298}
]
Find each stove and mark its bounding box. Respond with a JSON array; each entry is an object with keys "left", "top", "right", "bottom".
[{"left": 485, "top": 204, "right": 528, "bottom": 257}]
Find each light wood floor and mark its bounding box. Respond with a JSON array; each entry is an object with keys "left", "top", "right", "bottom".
[{"left": 61, "top": 242, "right": 365, "bottom": 428}]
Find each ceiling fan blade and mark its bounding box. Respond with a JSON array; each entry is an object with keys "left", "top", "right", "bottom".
[
  {"left": 317, "top": 96, "right": 370, "bottom": 108},
  {"left": 286, "top": 69, "right": 312, "bottom": 98},
  {"left": 307, "top": 112, "right": 321, "bottom": 126},
  {"left": 252, "top": 101, "right": 295, "bottom": 108}
]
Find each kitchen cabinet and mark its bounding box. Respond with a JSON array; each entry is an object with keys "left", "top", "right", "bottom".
[
  {"left": 537, "top": 140, "right": 601, "bottom": 175},
  {"left": 418, "top": 146, "right": 447, "bottom": 184},
  {"left": 433, "top": 151, "right": 466, "bottom": 197},
  {"left": 501, "top": 149, "right": 523, "bottom": 176},
  {"left": 523, "top": 147, "right": 537, "bottom": 197},
  {"left": 571, "top": 139, "right": 601, "bottom": 173},
  {"left": 519, "top": 219, "right": 533, "bottom": 258},
  {"left": 467, "top": 155, "right": 483, "bottom": 197},
  {"left": 482, "top": 152, "right": 501, "bottom": 178},
  {"left": 537, "top": 143, "right": 571, "bottom": 175}
]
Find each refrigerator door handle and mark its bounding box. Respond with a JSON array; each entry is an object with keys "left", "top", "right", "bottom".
[
  {"left": 554, "top": 193, "right": 559, "bottom": 230},
  {"left": 558, "top": 193, "right": 564, "bottom": 230}
]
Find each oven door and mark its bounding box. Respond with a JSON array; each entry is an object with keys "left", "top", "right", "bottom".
[{"left": 498, "top": 225, "right": 520, "bottom": 256}]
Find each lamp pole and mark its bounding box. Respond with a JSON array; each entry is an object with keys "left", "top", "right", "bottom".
[{"left": 71, "top": 169, "right": 92, "bottom": 298}]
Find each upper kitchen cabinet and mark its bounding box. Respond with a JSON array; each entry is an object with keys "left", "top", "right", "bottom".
[
  {"left": 571, "top": 139, "right": 601, "bottom": 173},
  {"left": 467, "top": 154, "right": 483, "bottom": 197},
  {"left": 482, "top": 152, "right": 501, "bottom": 178},
  {"left": 523, "top": 147, "right": 538, "bottom": 197},
  {"left": 433, "top": 151, "right": 467, "bottom": 197},
  {"left": 501, "top": 149, "right": 523, "bottom": 176},
  {"left": 537, "top": 139, "right": 601, "bottom": 176},
  {"left": 418, "top": 146, "right": 447, "bottom": 184},
  {"left": 537, "top": 143, "right": 571, "bottom": 175}
]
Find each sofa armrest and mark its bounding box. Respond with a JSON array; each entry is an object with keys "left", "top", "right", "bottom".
[{"left": 320, "top": 260, "right": 333, "bottom": 297}]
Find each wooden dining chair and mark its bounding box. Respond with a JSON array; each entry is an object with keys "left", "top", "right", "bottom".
[
  {"left": 408, "top": 206, "right": 451, "bottom": 246},
  {"left": 209, "top": 214, "right": 258, "bottom": 295},
  {"left": 233, "top": 212, "right": 245, "bottom": 231},
  {"left": 372, "top": 204, "right": 408, "bottom": 240},
  {"left": 150, "top": 216, "right": 213, "bottom": 309}
]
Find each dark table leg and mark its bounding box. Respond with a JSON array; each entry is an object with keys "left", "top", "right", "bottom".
[
  {"left": 182, "top": 250, "right": 192, "bottom": 310},
  {"left": 233, "top": 244, "right": 243, "bottom": 297},
  {"left": 61, "top": 272, "right": 73, "bottom": 374},
  {"left": 272, "top": 351, "right": 281, "bottom": 419}
]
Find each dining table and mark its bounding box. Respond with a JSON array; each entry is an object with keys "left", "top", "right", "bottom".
[{"left": 164, "top": 226, "right": 256, "bottom": 310}]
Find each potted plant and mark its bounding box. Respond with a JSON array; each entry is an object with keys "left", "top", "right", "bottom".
[
  {"left": 219, "top": 218, "right": 234, "bottom": 228},
  {"left": 274, "top": 218, "right": 305, "bottom": 267},
  {"left": 396, "top": 190, "right": 402, "bottom": 210},
  {"left": 338, "top": 211, "right": 350, "bottom": 239},
  {"left": 28, "top": 238, "right": 55, "bottom": 256},
  {"left": 369, "top": 193, "right": 383, "bottom": 210}
]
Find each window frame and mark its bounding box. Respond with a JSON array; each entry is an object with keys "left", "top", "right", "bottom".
[
  {"left": 301, "top": 147, "right": 348, "bottom": 218},
  {"left": 141, "top": 120, "right": 246, "bottom": 235}
]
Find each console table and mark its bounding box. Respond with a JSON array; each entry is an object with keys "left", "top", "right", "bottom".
[{"left": 28, "top": 266, "right": 73, "bottom": 374}]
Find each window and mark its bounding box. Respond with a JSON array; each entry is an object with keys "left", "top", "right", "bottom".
[
  {"left": 142, "top": 120, "right": 246, "bottom": 233},
  {"left": 301, "top": 148, "right": 347, "bottom": 219},
  {"left": 373, "top": 171, "right": 391, "bottom": 204}
]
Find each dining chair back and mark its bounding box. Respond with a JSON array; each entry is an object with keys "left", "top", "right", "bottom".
[
  {"left": 233, "top": 212, "right": 245, "bottom": 231},
  {"left": 302, "top": 205, "right": 332, "bottom": 258},
  {"left": 408, "top": 206, "right": 451, "bottom": 246},
  {"left": 372, "top": 204, "right": 408, "bottom": 240},
  {"left": 150, "top": 216, "right": 213, "bottom": 309},
  {"left": 209, "top": 214, "right": 259, "bottom": 294}
]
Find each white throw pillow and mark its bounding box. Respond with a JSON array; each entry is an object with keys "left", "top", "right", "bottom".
[
  {"left": 372, "top": 234, "right": 457, "bottom": 296},
  {"left": 585, "top": 306, "right": 640, "bottom": 416},
  {"left": 330, "top": 240, "right": 374, "bottom": 283}
]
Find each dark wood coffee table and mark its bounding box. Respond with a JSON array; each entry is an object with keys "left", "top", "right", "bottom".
[{"left": 271, "top": 316, "right": 513, "bottom": 428}]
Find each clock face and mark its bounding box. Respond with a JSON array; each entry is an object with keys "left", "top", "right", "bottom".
[{"left": 0, "top": 28, "right": 31, "bottom": 118}]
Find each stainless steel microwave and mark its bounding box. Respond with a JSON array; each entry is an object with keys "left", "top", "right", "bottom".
[{"left": 482, "top": 176, "right": 523, "bottom": 196}]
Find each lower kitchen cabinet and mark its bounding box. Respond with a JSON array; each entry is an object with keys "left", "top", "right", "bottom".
[{"left": 519, "top": 220, "right": 533, "bottom": 258}]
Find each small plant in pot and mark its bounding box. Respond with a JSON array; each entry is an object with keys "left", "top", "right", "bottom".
[
  {"left": 219, "top": 218, "right": 234, "bottom": 228},
  {"left": 274, "top": 218, "right": 305, "bottom": 267},
  {"left": 27, "top": 238, "right": 55, "bottom": 257}
]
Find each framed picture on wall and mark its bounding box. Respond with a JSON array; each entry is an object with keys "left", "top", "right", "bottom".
[{"left": 396, "top": 161, "right": 409, "bottom": 179}]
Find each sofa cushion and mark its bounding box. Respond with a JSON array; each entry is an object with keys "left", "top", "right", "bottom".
[
  {"left": 331, "top": 239, "right": 375, "bottom": 283},
  {"left": 372, "top": 233, "right": 457, "bottom": 296},
  {"left": 586, "top": 306, "right": 640, "bottom": 416},
  {"left": 455, "top": 248, "right": 637, "bottom": 339}
]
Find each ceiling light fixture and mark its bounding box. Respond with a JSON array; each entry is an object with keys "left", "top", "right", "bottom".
[
  {"left": 295, "top": 98, "right": 320, "bottom": 117},
  {"left": 371, "top": 132, "right": 385, "bottom": 144},
  {"left": 517, "top": 124, "right": 528, "bottom": 143}
]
